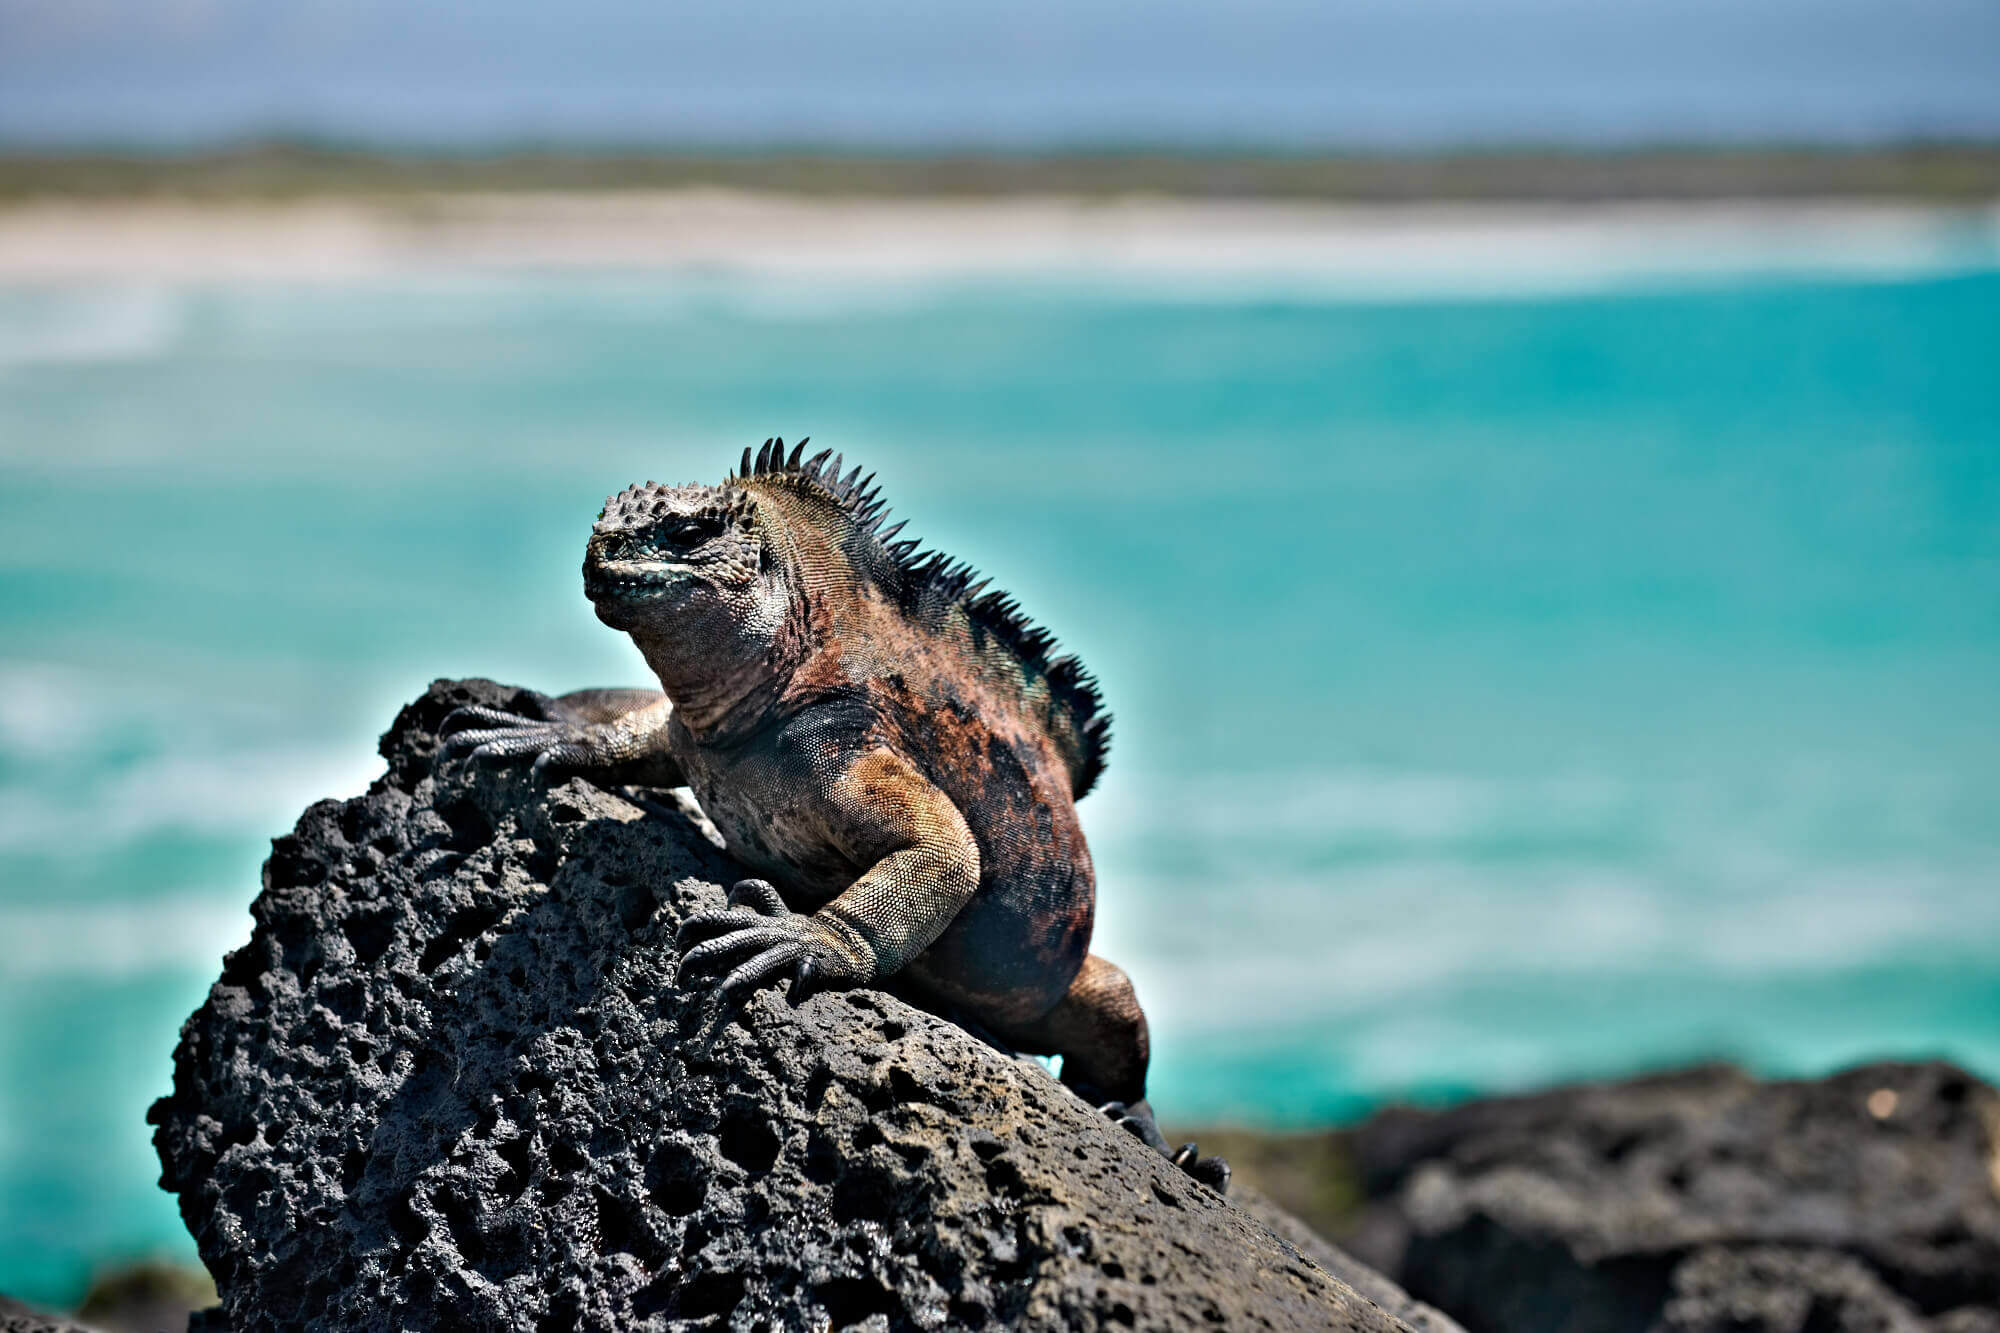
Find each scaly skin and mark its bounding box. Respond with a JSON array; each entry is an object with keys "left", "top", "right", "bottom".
[{"left": 443, "top": 438, "right": 1225, "bottom": 1188}]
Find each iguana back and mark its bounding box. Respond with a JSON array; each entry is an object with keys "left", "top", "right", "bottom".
[{"left": 730, "top": 438, "right": 1110, "bottom": 800}]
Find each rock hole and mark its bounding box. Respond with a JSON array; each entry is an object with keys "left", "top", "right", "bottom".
[
  {"left": 434, "top": 1187, "right": 487, "bottom": 1270},
  {"left": 595, "top": 1187, "right": 667, "bottom": 1268},
  {"left": 803, "top": 1129, "right": 841, "bottom": 1185},
  {"left": 672, "top": 1268, "right": 744, "bottom": 1321},
  {"left": 980, "top": 1152, "right": 1024, "bottom": 1192},
  {"left": 646, "top": 1141, "right": 709, "bottom": 1217},
  {"left": 617, "top": 885, "right": 654, "bottom": 931},
  {"left": 495, "top": 1136, "right": 534, "bottom": 1201},
  {"left": 386, "top": 1190, "right": 429, "bottom": 1245},
  {"left": 324, "top": 979, "right": 368, "bottom": 1025},
  {"left": 886, "top": 1064, "right": 931, "bottom": 1108},
  {"left": 434, "top": 797, "right": 494, "bottom": 853},
  {"left": 814, "top": 1274, "right": 900, "bottom": 1329},
  {"left": 717, "top": 1106, "right": 781, "bottom": 1174},
  {"left": 804, "top": 1066, "right": 834, "bottom": 1111},
  {"left": 549, "top": 1140, "right": 588, "bottom": 1175},
  {"left": 341, "top": 908, "right": 397, "bottom": 965},
  {"left": 418, "top": 902, "right": 505, "bottom": 973},
  {"left": 525, "top": 843, "right": 561, "bottom": 881},
  {"left": 217, "top": 943, "right": 268, "bottom": 992},
  {"left": 266, "top": 834, "right": 328, "bottom": 889},
  {"left": 1604, "top": 1130, "right": 1645, "bottom": 1164},
  {"left": 1800, "top": 1295, "right": 1848, "bottom": 1333},
  {"left": 830, "top": 1161, "right": 899, "bottom": 1225},
  {"left": 536, "top": 1292, "right": 581, "bottom": 1333},
  {"left": 631, "top": 1277, "right": 676, "bottom": 1319}
]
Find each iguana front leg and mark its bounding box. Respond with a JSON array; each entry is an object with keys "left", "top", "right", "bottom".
[
  {"left": 676, "top": 749, "right": 980, "bottom": 1000},
  {"left": 440, "top": 688, "right": 684, "bottom": 786}
]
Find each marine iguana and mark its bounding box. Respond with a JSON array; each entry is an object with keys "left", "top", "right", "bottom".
[{"left": 442, "top": 438, "right": 1226, "bottom": 1188}]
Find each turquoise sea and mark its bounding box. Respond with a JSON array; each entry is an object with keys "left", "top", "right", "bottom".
[{"left": 2, "top": 238, "right": 1998, "bottom": 1303}]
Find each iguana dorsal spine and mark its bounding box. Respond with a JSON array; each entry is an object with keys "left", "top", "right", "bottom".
[{"left": 734, "top": 436, "right": 1111, "bottom": 798}]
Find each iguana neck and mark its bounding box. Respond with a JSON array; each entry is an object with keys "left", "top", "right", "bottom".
[
  {"left": 633, "top": 638, "right": 784, "bottom": 744},
  {"left": 630, "top": 581, "right": 815, "bottom": 745}
]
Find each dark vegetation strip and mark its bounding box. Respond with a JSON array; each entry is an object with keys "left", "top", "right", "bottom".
[{"left": 3, "top": 142, "right": 1998, "bottom": 202}]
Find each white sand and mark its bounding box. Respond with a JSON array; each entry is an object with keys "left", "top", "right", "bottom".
[{"left": 2, "top": 192, "right": 1995, "bottom": 288}]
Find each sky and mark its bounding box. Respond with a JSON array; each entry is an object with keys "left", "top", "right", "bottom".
[{"left": 1, "top": 0, "right": 1998, "bottom": 150}]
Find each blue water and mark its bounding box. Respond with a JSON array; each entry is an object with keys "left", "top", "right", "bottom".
[{"left": 2, "top": 256, "right": 1998, "bottom": 1304}]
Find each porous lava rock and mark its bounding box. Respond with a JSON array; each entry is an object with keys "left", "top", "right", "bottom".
[
  {"left": 151, "top": 678, "right": 1431, "bottom": 1332},
  {"left": 1342, "top": 1061, "right": 2000, "bottom": 1333}
]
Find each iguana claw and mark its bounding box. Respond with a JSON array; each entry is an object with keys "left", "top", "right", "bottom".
[
  {"left": 1099, "top": 1099, "right": 1230, "bottom": 1192},
  {"left": 675, "top": 879, "right": 865, "bottom": 1002},
  {"left": 1171, "top": 1143, "right": 1231, "bottom": 1192},
  {"left": 1098, "top": 1099, "right": 1171, "bottom": 1154}
]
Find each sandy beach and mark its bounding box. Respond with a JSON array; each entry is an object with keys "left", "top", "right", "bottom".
[{"left": 3, "top": 192, "right": 1996, "bottom": 287}]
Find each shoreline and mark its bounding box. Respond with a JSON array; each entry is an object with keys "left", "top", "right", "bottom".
[{"left": 3, "top": 191, "right": 1997, "bottom": 283}]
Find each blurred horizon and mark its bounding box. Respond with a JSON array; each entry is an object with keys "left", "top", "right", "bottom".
[{"left": 3, "top": 0, "right": 1999, "bottom": 152}]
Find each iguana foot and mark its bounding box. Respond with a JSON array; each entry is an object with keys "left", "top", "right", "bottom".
[
  {"left": 439, "top": 691, "right": 682, "bottom": 784},
  {"left": 1171, "top": 1142, "right": 1232, "bottom": 1193},
  {"left": 675, "top": 879, "right": 871, "bottom": 1002},
  {"left": 1098, "top": 1099, "right": 1171, "bottom": 1153},
  {"left": 1098, "top": 1098, "right": 1231, "bottom": 1193},
  {"left": 439, "top": 699, "right": 597, "bottom": 774}
]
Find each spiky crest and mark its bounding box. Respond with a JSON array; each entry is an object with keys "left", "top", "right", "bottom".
[{"left": 730, "top": 437, "right": 1110, "bottom": 798}]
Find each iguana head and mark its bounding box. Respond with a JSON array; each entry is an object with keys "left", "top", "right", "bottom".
[
  {"left": 585, "top": 479, "right": 764, "bottom": 628},
  {"left": 584, "top": 473, "right": 796, "bottom": 729},
  {"left": 584, "top": 438, "right": 867, "bottom": 651}
]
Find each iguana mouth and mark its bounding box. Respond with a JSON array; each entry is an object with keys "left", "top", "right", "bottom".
[{"left": 584, "top": 558, "right": 695, "bottom": 600}]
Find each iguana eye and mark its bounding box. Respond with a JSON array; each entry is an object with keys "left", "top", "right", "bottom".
[{"left": 662, "top": 514, "right": 722, "bottom": 549}]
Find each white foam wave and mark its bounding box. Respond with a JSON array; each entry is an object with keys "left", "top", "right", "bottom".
[
  {"left": 0, "top": 745, "right": 383, "bottom": 852},
  {"left": 1118, "top": 855, "right": 2000, "bottom": 1039},
  {"left": 3, "top": 199, "right": 1995, "bottom": 298},
  {"left": 0, "top": 661, "right": 385, "bottom": 853},
  {"left": 0, "top": 894, "right": 251, "bottom": 979},
  {"left": 0, "top": 286, "right": 182, "bottom": 369}
]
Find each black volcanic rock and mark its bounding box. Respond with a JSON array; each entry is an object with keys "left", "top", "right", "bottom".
[
  {"left": 1343, "top": 1061, "right": 2000, "bottom": 1333},
  {"left": 0, "top": 1296, "right": 97, "bottom": 1333},
  {"left": 150, "top": 678, "right": 1436, "bottom": 1333}
]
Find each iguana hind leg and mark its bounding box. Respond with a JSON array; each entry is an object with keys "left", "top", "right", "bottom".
[
  {"left": 1001, "top": 953, "right": 1150, "bottom": 1104},
  {"left": 1000, "top": 954, "right": 1230, "bottom": 1192}
]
